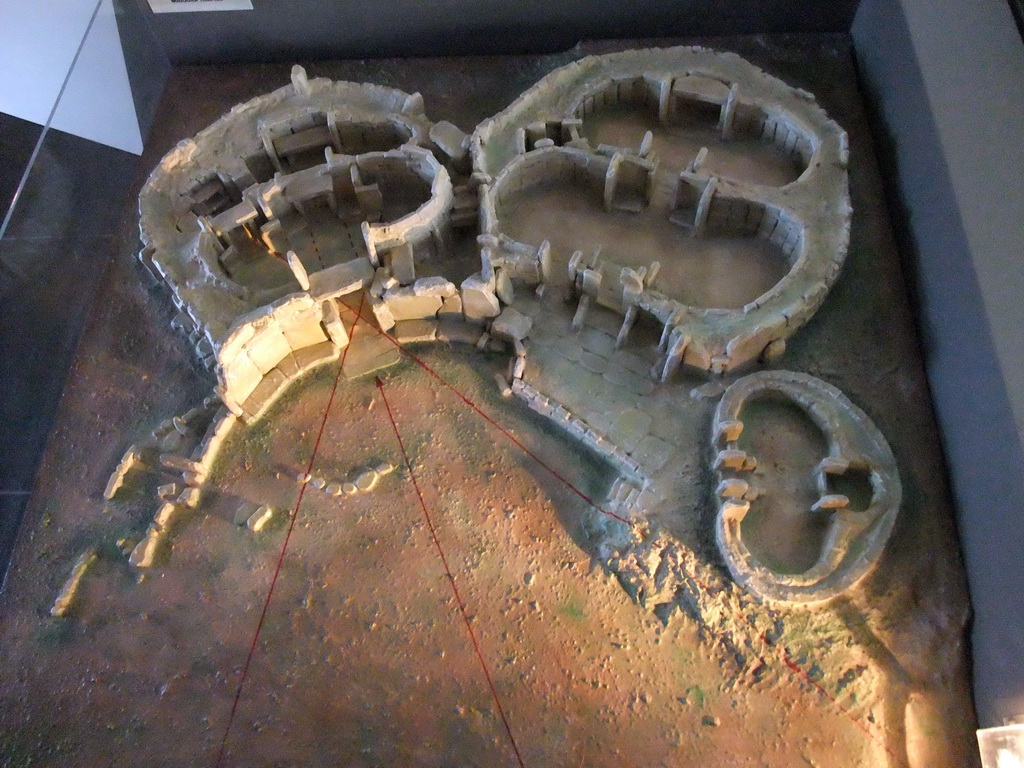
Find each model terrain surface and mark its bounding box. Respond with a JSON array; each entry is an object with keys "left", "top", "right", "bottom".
[{"left": 0, "top": 41, "right": 977, "bottom": 768}]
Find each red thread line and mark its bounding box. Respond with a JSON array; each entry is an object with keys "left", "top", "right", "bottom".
[
  {"left": 337, "top": 304, "right": 631, "bottom": 526},
  {"left": 669, "top": 563, "right": 898, "bottom": 757},
  {"left": 337, "top": 302, "right": 901, "bottom": 763},
  {"left": 212, "top": 293, "right": 366, "bottom": 768},
  {"left": 376, "top": 377, "right": 526, "bottom": 768},
  {"left": 685, "top": 571, "right": 904, "bottom": 764},
  {"left": 760, "top": 627, "right": 902, "bottom": 762}
]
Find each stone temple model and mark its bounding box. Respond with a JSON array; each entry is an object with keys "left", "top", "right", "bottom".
[
  {"left": 35, "top": 45, "right": 972, "bottom": 768},
  {"left": 126, "top": 48, "right": 889, "bottom": 609}
]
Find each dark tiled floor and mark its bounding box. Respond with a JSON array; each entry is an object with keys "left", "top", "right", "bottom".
[
  {"left": 0, "top": 129, "right": 141, "bottom": 587},
  {"left": 0, "top": 236, "right": 116, "bottom": 484},
  {"left": 0, "top": 0, "right": 170, "bottom": 589},
  {"left": 1, "top": 129, "right": 139, "bottom": 242},
  {"left": 0, "top": 113, "right": 43, "bottom": 223}
]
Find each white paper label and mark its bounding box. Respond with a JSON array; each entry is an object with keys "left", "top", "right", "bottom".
[{"left": 148, "top": 0, "right": 253, "bottom": 13}]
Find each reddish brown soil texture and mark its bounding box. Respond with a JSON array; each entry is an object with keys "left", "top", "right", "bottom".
[{"left": 0, "top": 37, "right": 976, "bottom": 768}]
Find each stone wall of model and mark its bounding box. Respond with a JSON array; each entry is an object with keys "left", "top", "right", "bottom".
[
  {"left": 136, "top": 53, "right": 901, "bottom": 611},
  {"left": 472, "top": 47, "right": 850, "bottom": 375}
]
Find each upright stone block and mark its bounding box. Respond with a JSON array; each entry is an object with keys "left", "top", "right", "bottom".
[
  {"left": 383, "top": 286, "right": 443, "bottom": 321},
  {"left": 321, "top": 300, "right": 350, "bottom": 348},
  {"left": 286, "top": 250, "right": 310, "bottom": 290},
  {"left": 461, "top": 273, "right": 500, "bottom": 324},
  {"left": 370, "top": 296, "right": 396, "bottom": 331},
  {"left": 429, "top": 120, "right": 470, "bottom": 162},
  {"left": 389, "top": 242, "right": 416, "bottom": 285}
]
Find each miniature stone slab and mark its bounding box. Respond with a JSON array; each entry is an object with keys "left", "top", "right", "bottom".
[
  {"left": 247, "top": 506, "right": 274, "bottom": 532},
  {"left": 307, "top": 257, "right": 375, "bottom": 300},
  {"left": 244, "top": 322, "right": 293, "bottom": 375},
  {"left": 275, "top": 352, "right": 301, "bottom": 378},
  {"left": 280, "top": 311, "right": 329, "bottom": 352},
  {"left": 341, "top": 333, "right": 402, "bottom": 380},
  {"left": 209, "top": 200, "right": 260, "bottom": 237},
  {"left": 383, "top": 288, "right": 443, "bottom": 322},
  {"left": 436, "top": 318, "right": 481, "bottom": 345},
  {"left": 717, "top": 478, "right": 750, "bottom": 499},
  {"left": 160, "top": 452, "right": 204, "bottom": 476},
  {"left": 672, "top": 73, "right": 731, "bottom": 103},
  {"left": 388, "top": 242, "right": 416, "bottom": 285},
  {"left": 177, "top": 487, "right": 201, "bottom": 509},
  {"left": 370, "top": 296, "right": 396, "bottom": 331},
  {"left": 393, "top": 319, "right": 437, "bottom": 344},
  {"left": 812, "top": 494, "right": 850, "bottom": 511},
  {"left": 50, "top": 549, "right": 98, "bottom": 618},
  {"left": 286, "top": 250, "right": 311, "bottom": 290},
  {"left": 354, "top": 183, "right": 384, "bottom": 220},
  {"left": 276, "top": 125, "right": 333, "bottom": 158},
  {"left": 129, "top": 530, "right": 160, "bottom": 568},
  {"left": 158, "top": 482, "right": 182, "bottom": 500},
  {"left": 233, "top": 501, "right": 259, "bottom": 526},
  {"left": 461, "top": 274, "right": 500, "bottom": 324},
  {"left": 438, "top": 293, "right": 463, "bottom": 317},
  {"left": 511, "top": 355, "right": 526, "bottom": 379},
  {"left": 491, "top": 306, "right": 533, "bottom": 342},
  {"left": 221, "top": 349, "right": 265, "bottom": 406},
  {"left": 628, "top": 434, "right": 675, "bottom": 474},
  {"left": 369, "top": 267, "right": 392, "bottom": 298},
  {"left": 291, "top": 341, "right": 341, "bottom": 376},
  {"left": 494, "top": 269, "right": 515, "bottom": 304},
  {"left": 429, "top": 120, "right": 470, "bottom": 160},
  {"left": 241, "top": 368, "right": 289, "bottom": 420},
  {"left": 153, "top": 502, "right": 178, "bottom": 530},
  {"left": 412, "top": 276, "right": 457, "bottom": 297},
  {"left": 103, "top": 446, "right": 140, "bottom": 500},
  {"left": 321, "top": 300, "right": 350, "bottom": 348}
]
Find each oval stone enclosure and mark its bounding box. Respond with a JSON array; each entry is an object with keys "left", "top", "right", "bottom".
[{"left": 711, "top": 371, "right": 901, "bottom": 604}]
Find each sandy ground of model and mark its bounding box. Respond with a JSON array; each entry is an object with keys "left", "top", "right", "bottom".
[{"left": 0, "top": 345, "right": 883, "bottom": 768}]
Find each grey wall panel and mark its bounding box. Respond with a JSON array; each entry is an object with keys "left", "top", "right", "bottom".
[
  {"left": 0, "top": 113, "right": 41, "bottom": 222},
  {"left": 136, "top": 0, "right": 860, "bottom": 64},
  {"left": 853, "top": 0, "right": 1024, "bottom": 727}
]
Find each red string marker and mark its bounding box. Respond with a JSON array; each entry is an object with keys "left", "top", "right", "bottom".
[
  {"left": 335, "top": 301, "right": 902, "bottom": 763},
  {"left": 212, "top": 294, "right": 365, "bottom": 768},
  {"left": 207, "top": 294, "right": 900, "bottom": 766},
  {"left": 376, "top": 375, "right": 527, "bottom": 768},
  {"left": 337, "top": 303, "right": 632, "bottom": 526}
]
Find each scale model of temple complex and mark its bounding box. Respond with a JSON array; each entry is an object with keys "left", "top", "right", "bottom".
[
  {"left": 131, "top": 47, "right": 888, "bottom": 608},
  {"left": 35, "top": 46, "right": 975, "bottom": 768}
]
